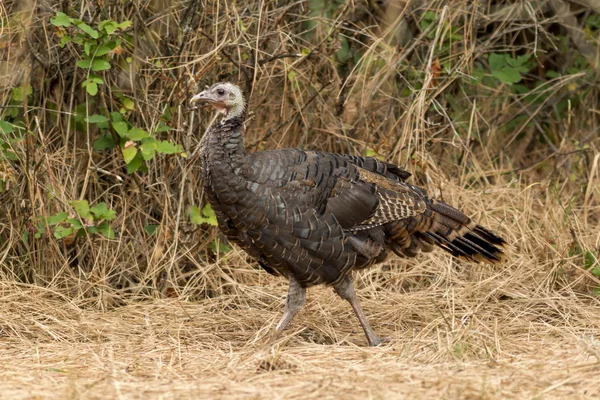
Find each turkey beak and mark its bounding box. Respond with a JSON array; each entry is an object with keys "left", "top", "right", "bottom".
[{"left": 190, "top": 90, "right": 211, "bottom": 107}]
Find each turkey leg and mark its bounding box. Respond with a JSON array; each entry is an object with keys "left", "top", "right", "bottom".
[
  {"left": 334, "top": 276, "right": 387, "bottom": 346},
  {"left": 273, "top": 275, "right": 306, "bottom": 336}
]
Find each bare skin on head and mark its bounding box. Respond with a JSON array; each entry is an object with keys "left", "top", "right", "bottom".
[{"left": 190, "top": 82, "right": 246, "bottom": 119}]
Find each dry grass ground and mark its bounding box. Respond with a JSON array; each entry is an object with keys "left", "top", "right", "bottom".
[
  {"left": 0, "top": 291, "right": 599, "bottom": 400},
  {"left": 2, "top": 181, "right": 600, "bottom": 399},
  {"left": 2, "top": 0, "right": 600, "bottom": 398}
]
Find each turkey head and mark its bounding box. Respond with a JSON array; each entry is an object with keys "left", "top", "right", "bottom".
[{"left": 190, "top": 82, "right": 245, "bottom": 118}]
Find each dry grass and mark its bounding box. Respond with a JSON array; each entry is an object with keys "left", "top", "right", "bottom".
[
  {"left": 1, "top": 0, "right": 600, "bottom": 398},
  {"left": 2, "top": 181, "right": 600, "bottom": 399}
]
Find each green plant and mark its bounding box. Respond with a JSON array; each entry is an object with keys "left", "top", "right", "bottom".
[
  {"left": 188, "top": 204, "right": 232, "bottom": 255},
  {"left": 209, "top": 238, "right": 232, "bottom": 256},
  {"left": 105, "top": 112, "right": 183, "bottom": 173},
  {"left": 50, "top": 12, "right": 183, "bottom": 174},
  {"left": 0, "top": 119, "right": 24, "bottom": 192},
  {"left": 188, "top": 204, "right": 218, "bottom": 226},
  {"left": 584, "top": 250, "right": 600, "bottom": 296},
  {"left": 487, "top": 53, "right": 531, "bottom": 86},
  {"left": 51, "top": 12, "right": 130, "bottom": 95},
  {"left": 30, "top": 201, "right": 116, "bottom": 242},
  {"left": 364, "top": 147, "right": 384, "bottom": 161},
  {"left": 0, "top": 120, "right": 21, "bottom": 161}
]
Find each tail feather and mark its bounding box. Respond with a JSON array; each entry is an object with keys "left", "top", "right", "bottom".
[
  {"left": 387, "top": 200, "right": 506, "bottom": 263},
  {"left": 456, "top": 231, "right": 504, "bottom": 262}
]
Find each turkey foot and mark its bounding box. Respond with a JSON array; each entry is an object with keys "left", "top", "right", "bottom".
[
  {"left": 334, "top": 276, "right": 389, "bottom": 347},
  {"left": 270, "top": 275, "right": 306, "bottom": 342}
]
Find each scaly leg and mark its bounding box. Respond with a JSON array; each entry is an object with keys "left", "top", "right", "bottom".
[
  {"left": 273, "top": 275, "right": 306, "bottom": 338},
  {"left": 334, "top": 275, "right": 387, "bottom": 346}
]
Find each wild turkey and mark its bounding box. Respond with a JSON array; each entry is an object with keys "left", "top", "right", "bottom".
[{"left": 190, "top": 82, "right": 506, "bottom": 346}]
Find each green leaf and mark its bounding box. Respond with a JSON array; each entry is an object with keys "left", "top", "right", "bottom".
[
  {"left": 126, "top": 152, "right": 144, "bottom": 174},
  {"left": 139, "top": 142, "right": 156, "bottom": 161},
  {"left": 488, "top": 53, "right": 506, "bottom": 71},
  {"left": 97, "top": 221, "right": 115, "bottom": 239},
  {"left": 189, "top": 204, "right": 218, "bottom": 226},
  {"left": 84, "top": 41, "right": 92, "bottom": 57},
  {"left": 67, "top": 218, "right": 83, "bottom": 230},
  {"left": 301, "top": 48, "right": 311, "bottom": 57},
  {"left": 85, "top": 114, "right": 108, "bottom": 124},
  {"left": 202, "top": 204, "right": 216, "bottom": 220},
  {"left": 491, "top": 68, "right": 522, "bottom": 85},
  {"left": 94, "top": 45, "right": 112, "bottom": 57},
  {"left": 59, "top": 36, "right": 72, "bottom": 47},
  {"left": 162, "top": 107, "right": 173, "bottom": 121},
  {"left": 585, "top": 251, "right": 598, "bottom": 269},
  {"left": 365, "top": 147, "right": 384, "bottom": 161},
  {"left": 47, "top": 212, "right": 69, "bottom": 226},
  {"left": 110, "top": 112, "right": 124, "bottom": 122},
  {"left": 287, "top": 70, "right": 297, "bottom": 81},
  {"left": 99, "top": 20, "right": 118, "bottom": 34},
  {"left": 419, "top": 11, "right": 437, "bottom": 30},
  {"left": 76, "top": 228, "right": 87, "bottom": 237},
  {"left": 88, "top": 75, "right": 104, "bottom": 84},
  {"left": 188, "top": 205, "right": 203, "bottom": 225},
  {"left": 2, "top": 150, "right": 18, "bottom": 161},
  {"left": 122, "top": 145, "right": 137, "bottom": 164},
  {"left": 508, "top": 54, "right": 531, "bottom": 67},
  {"left": 50, "top": 12, "right": 72, "bottom": 27},
  {"left": 70, "top": 200, "right": 92, "bottom": 220},
  {"left": 91, "top": 202, "right": 116, "bottom": 220},
  {"left": 144, "top": 224, "right": 159, "bottom": 236},
  {"left": 112, "top": 121, "right": 129, "bottom": 137},
  {"left": 72, "top": 35, "right": 84, "bottom": 46},
  {"left": 85, "top": 81, "right": 98, "bottom": 95},
  {"left": 54, "top": 226, "right": 74, "bottom": 239},
  {"left": 335, "top": 36, "right": 351, "bottom": 64},
  {"left": 209, "top": 239, "right": 232, "bottom": 255},
  {"left": 91, "top": 59, "right": 111, "bottom": 71},
  {"left": 116, "top": 20, "right": 132, "bottom": 30},
  {"left": 155, "top": 141, "right": 182, "bottom": 154},
  {"left": 76, "top": 59, "right": 92, "bottom": 69},
  {"left": 122, "top": 98, "right": 134, "bottom": 110},
  {"left": 12, "top": 85, "right": 31, "bottom": 102},
  {"left": 93, "top": 135, "right": 115, "bottom": 151},
  {"left": 154, "top": 123, "right": 170, "bottom": 133},
  {"left": 126, "top": 128, "right": 150, "bottom": 140},
  {"left": 0, "top": 120, "right": 14, "bottom": 134},
  {"left": 76, "top": 22, "right": 99, "bottom": 38}
]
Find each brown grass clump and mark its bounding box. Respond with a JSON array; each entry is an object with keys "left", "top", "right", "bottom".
[{"left": 1, "top": 0, "right": 600, "bottom": 398}]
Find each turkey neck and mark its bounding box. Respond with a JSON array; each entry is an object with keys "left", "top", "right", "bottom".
[{"left": 199, "top": 115, "right": 247, "bottom": 189}]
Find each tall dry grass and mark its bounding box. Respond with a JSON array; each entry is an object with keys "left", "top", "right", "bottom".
[{"left": 1, "top": 0, "right": 597, "bottom": 299}]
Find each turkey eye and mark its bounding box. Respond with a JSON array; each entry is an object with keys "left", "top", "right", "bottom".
[{"left": 217, "top": 89, "right": 225, "bottom": 96}]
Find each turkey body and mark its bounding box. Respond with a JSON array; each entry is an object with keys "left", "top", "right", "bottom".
[
  {"left": 193, "top": 82, "right": 505, "bottom": 346},
  {"left": 201, "top": 117, "right": 504, "bottom": 287}
]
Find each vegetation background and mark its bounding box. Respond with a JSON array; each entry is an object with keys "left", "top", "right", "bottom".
[{"left": 1, "top": 0, "right": 599, "bottom": 398}]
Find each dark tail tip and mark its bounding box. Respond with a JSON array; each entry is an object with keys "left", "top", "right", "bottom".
[{"left": 425, "top": 224, "right": 506, "bottom": 264}]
